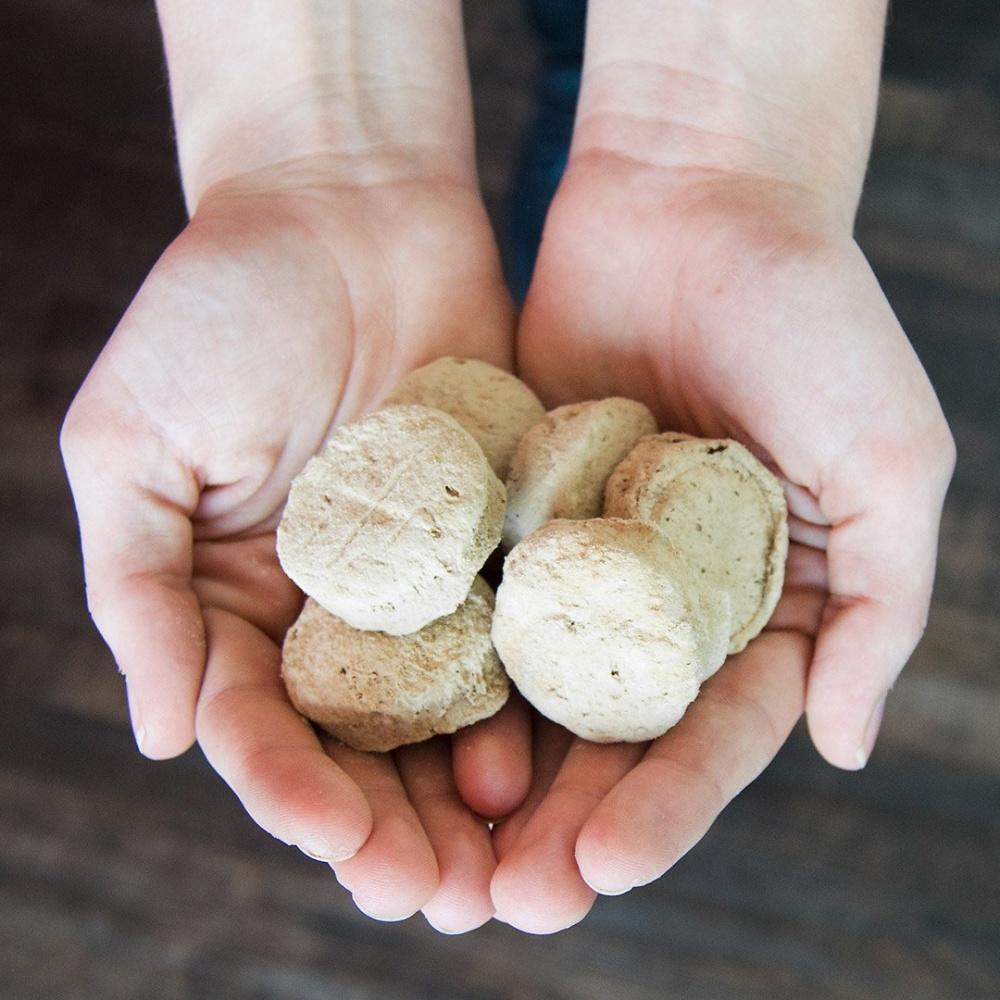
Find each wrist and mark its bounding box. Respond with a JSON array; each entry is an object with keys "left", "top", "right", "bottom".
[
  {"left": 157, "top": 0, "right": 477, "bottom": 212},
  {"left": 573, "top": 0, "right": 888, "bottom": 230}
]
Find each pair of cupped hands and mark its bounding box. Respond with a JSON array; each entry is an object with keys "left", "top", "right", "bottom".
[{"left": 61, "top": 150, "right": 953, "bottom": 934}]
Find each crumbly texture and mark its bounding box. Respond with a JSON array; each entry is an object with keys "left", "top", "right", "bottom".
[
  {"left": 604, "top": 433, "right": 788, "bottom": 654},
  {"left": 502, "top": 398, "right": 658, "bottom": 550},
  {"left": 491, "top": 519, "right": 731, "bottom": 743},
  {"left": 276, "top": 405, "right": 505, "bottom": 634},
  {"left": 384, "top": 357, "right": 546, "bottom": 480},
  {"left": 282, "top": 578, "right": 509, "bottom": 752}
]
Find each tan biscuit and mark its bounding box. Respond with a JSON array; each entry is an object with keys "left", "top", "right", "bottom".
[
  {"left": 282, "top": 578, "right": 509, "bottom": 752},
  {"left": 502, "top": 398, "right": 657, "bottom": 550},
  {"left": 491, "top": 519, "right": 731, "bottom": 743},
  {"left": 605, "top": 433, "right": 788, "bottom": 653},
  {"left": 277, "top": 405, "right": 505, "bottom": 634},
  {"left": 384, "top": 356, "right": 545, "bottom": 479}
]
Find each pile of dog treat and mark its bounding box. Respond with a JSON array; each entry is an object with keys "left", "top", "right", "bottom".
[{"left": 276, "top": 358, "right": 787, "bottom": 751}]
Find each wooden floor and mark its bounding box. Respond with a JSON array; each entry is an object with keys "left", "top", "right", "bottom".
[{"left": 1, "top": 2, "right": 998, "bottom": 998}]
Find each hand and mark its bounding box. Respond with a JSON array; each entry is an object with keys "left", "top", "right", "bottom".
[
  {"left": 492, "top": 153, "right": 954, "bottom": 932},
  {"left": 61, "top": 156, "right": 531, "bottom": 932}
]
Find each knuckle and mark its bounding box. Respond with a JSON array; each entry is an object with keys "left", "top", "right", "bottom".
[
  {"left": 860, "top": 592, "right": 928, "bottom": 664},
  {"left": 647, "top": 753, "right": 727, "bottom": 814},
  {"left": 59, "top": 400, "right": 88, "bottom": 460},
  {"left": 859, "top": 424, "right": 954, "bottom": 502},
  {"left": 80, "top": 579, "right": 120, "bottom": 640},
  {"left": 195, "top": 680, "right": 264, "bottom": 732},
  {"left": 409, "top": 786, "right": 459, "bottom": 810},
  {"left": 82, "top": 581, "right": 108, "bottom": 626},
  {"left": 60, "top": 394, "right": 108, "bottom": 466},
  {"left": 900, "top": 600, "right": 930, "bottom": 652},
  {"left": 549, "top": 776, "right": 608, "bottom": 810},
  {"left": 910, "top": 414, "right": 957, "bottom": 482},
  {"left": 934, "top": 420, "right": 958, "bottom": 479}
]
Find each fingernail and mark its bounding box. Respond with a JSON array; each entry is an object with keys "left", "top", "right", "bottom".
[
  {"left": 298, "top": 836, "right": 358, "bottom": 864},
  {"left": 855, "top": 693, "right": 887, "bottom": 768},
  {"left": 580, "top": 872, "right": 637, "bottom": 897},
  {"left": 352, "top": 897, "right": 416, "bottom": 923},
  {"left": 424, "top": 912, "right": 489, "bottom": 936}
]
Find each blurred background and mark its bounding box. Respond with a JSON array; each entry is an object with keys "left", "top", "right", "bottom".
[{"left": 1, "top": 1, "right": 998, "bottom": 997}]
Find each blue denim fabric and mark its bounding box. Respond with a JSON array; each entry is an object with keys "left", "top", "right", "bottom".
[{"left": 506, "top": 0, "right": 586, "bottom": 302}]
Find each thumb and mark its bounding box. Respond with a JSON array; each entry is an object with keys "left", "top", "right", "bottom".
[
  {"left": 806, "top": 433, "right": 955, "bottom": 769},
  {"left": 61, "top": 390, "right": 205, "bottom": 759}
]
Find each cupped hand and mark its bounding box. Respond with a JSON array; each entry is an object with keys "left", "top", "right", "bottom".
[
  {"left": 492, "top": 154, "right": 954, "bottom": 932},
  {"left": 61, "top": 157, "right": 531, "bottom": 932}
]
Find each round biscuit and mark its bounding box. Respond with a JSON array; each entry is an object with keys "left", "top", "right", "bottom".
[
  {"left": 384, "top": 357, "right": 545, "bottom": 480},
  {"left": 492, "top": 519, "right": 731, "bottom": 743},
  {"left": 605, "top": 433, "right": 788, "bottom": 653},
  {"left": 502, "top": 397, "right": 657, "bottom": 550},
  {"left": 282, "top": 578, "right": 509, "bottom": 752},
  {"left": 277, "top": 404, "right": 505, "bottom": 634}
]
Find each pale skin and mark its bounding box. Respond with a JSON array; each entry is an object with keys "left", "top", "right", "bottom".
[{"left": 61, "top": 0, "right": 954, "bottom": 934}]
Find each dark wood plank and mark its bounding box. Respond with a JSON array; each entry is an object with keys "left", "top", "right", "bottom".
[{"left": 1, "top": 701, "right": 997, "bottom": 1000}]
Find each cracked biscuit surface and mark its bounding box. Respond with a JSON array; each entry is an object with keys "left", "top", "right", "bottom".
[
  {"left": 384, "top": 356, "right": 545, "bottom": 480},
  {"left": 502, "top": 397, "right": 657, "bottom": 550},
  {"left": 605, "top": 433, "right": 788, "bottom": 653},
  {"left": 491, "top": 519, "right": 731, "bottom": 743},
  {"left": 282, "top": 577, "right": 509, "bottom": 752},
  {"left": 277, "top": 404, "right": 505, "bottom": 634}
]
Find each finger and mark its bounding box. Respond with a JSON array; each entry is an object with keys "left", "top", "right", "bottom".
[
  {"left": 325, "top": 740, "right": 440, "bottom": 922},
  {"left": 767, "top": 586, "right": 826, "bottom": 637},
  {"left": 195, "top": 607, "right": 373, "bottom": 862},
  {"left": 452, "top": 693, "right": 532, "bottom": 820},
  {"left": 807, "top": 439, "right": 954, "bottom": 769},
  {"left": 780, "top": 478, "right": 831, "bottom": 527},
  {"left": 764, "top": 545, "right": 827, "bottom": 635},
  {"left": 191, "top": 534, "right": 303, "bottom": 644},
  {"left": 784, "top": 542, "right": 829, "bottom": 591},
  {"left": 61, "top": 402, "right": 204, "bottom": 759},
  {"left": 491, "top": 715, "right": 573, "bottom": 861},
  {"left": 394, "top": 738, "right": 496, "bottom": 934},
  {"left": 491, "top": 738, "right": 646, "bottom": 934},
  {"left": 576, "top": 630, "right": 809, "bottom": 896},
  {"left": 788, "top": 514, "right": 830, "bottom": 550}
]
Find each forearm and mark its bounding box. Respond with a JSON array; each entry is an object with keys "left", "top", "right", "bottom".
[
  {"left": 575, "top": 1, "right": 887, "bottom": 226},
  {"left": 157, "top": 0, "right": 476, "bottom": 212}
]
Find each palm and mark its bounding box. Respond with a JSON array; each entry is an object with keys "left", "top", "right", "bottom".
[
  {"left": 63, "top": 167, "right": 524, "bottom": 931},
  {"left": 490, "top": 159, "right": 952, "bottom": 932},
  {"left": 116, "top": 172, "right": 515, "bottom": 534}
]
